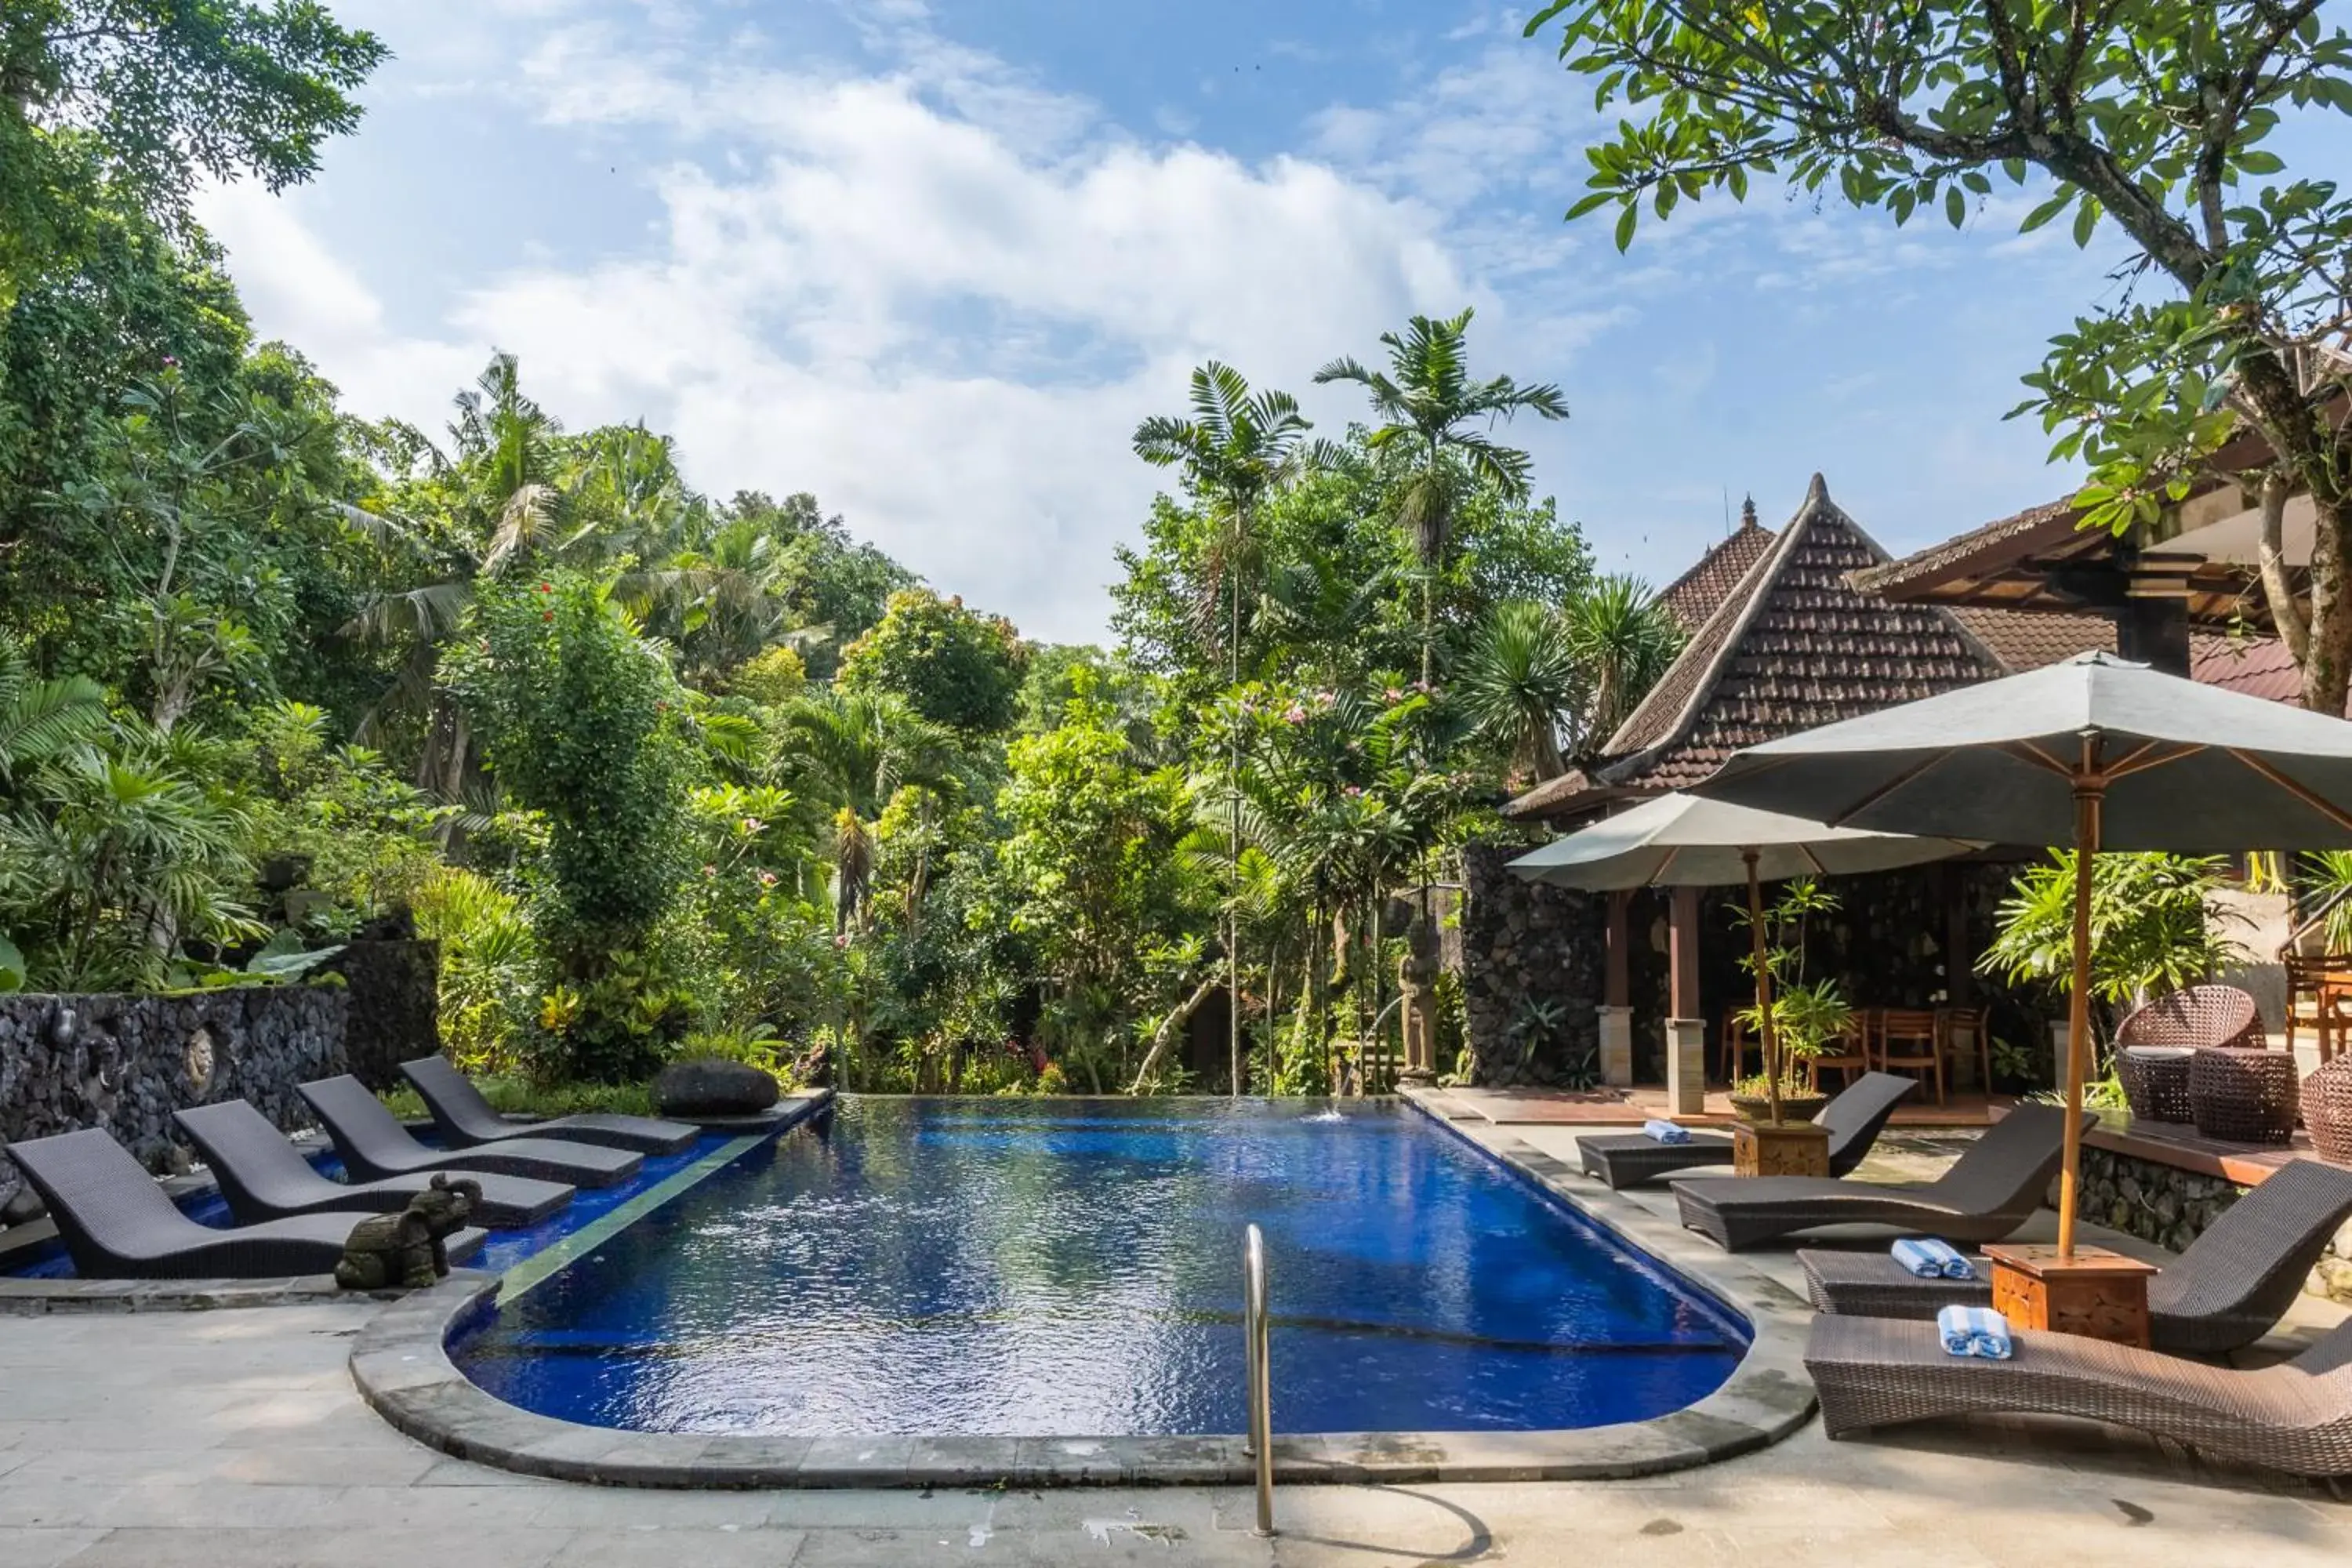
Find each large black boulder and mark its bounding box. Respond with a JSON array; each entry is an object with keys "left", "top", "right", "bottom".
[{"left": 653, "top": 1058, "right": 781, "bottom": 1118}]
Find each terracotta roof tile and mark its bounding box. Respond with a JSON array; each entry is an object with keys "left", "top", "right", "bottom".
[
  {"left": 1947, "top": 607, "right": 2114, "bottom": 673},
  {"left": 2193, "top": 633, "right": 2312, "bottom": 707},
  {"left": 1657, "top": 518, "right": 1777, "bottom": 633},
  {"left": 1582, "top": 476, "right": 2006, "bottom": 800}
]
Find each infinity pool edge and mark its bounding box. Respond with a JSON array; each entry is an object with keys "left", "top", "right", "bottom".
[{"left": 350, "top": 1090, "right": 1815, "bottom": 1487}]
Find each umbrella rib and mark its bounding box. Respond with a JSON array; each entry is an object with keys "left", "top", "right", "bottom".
[
  {"left": 2005, "top": 740, "right": 2077, "bottom": 778},
  {"left": 2103, "top": 739, "right": 2197, "bottom": 781},
  {"left": 1798, "top": 843, "right": 1828, "bottom": 876},
  {"left": 1653, "top": 845, "right": 1682, "bottom": 884},
  {"left": 1824, "top": 753, "right": 1948, "bottom": 828},
  {"left": 2227, "top": 749, "right": 2352, "bottom": 834}
]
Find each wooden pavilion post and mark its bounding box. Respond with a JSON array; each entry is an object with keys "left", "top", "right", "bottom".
[{"left": 1598, "top": 890, "right": 1634, "bottom": 1086}]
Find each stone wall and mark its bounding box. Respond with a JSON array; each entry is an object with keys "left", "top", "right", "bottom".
[
  {"left": 2074, "top": 1145, "right": 2245, "bottom": 1253},
  {"left": 1458, "top": 843, "right": 1606, "bottom": 1086},
  {"left": 2074, "top": 1144, "right": 2352, "bottom": 1308},
  {"left": 326, "top": 939, "right": 440, "bottom": 1091},
  {"left": 0, "top": 989, "right": 348, "bottom": 1207}
]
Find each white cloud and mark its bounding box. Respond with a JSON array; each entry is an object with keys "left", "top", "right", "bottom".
[{"left": 205, "top": 17, "right": 1473, "bottom": 642}]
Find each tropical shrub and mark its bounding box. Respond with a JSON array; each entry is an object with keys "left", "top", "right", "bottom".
[
  {"left": 837, "top": 587, "right": 1029, "bottom": 733},
  {"left": 451, "top": 574, "right": 691, "bottom": 1079},
  {"left": 1982, "top": 852, "right": 2246, "bottom": 1015}
]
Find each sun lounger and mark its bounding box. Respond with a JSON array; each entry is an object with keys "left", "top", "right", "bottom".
[
  {"left": 299, "top": 1075, "right": 644, "bottom": 1188},
  {"left": 174, "top": 1100, "right": 575, "bottom": 1229},
  {"left": 1671, "top": 1102, "right": 2087, "bottom": 1250},
  {"left": 1807, "top": 1309, "right": 2352, "bottom": 1475},
  {"left": 1577, "top": 1073, "right": 1916, "bottom": 1189},
  {"left": 3, "top": 1128, "right": 485, "bottom": 1280},
  {"left": 400, "top": 1056, "right": 697, "bottom": 1155},
  {"left": 1798, "top": 1156, "right": 2352, "bottom": 1356}
]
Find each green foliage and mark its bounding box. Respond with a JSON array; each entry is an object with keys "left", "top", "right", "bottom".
[
  {"left": 1982, "top": 852, "right": 2246, "bottom": 1010},
  {"left": 411, "top": 866, "right": 537, "bottom": 1073},
  {"left": 237, "top": 700, "right": 450, "bottom": 931},
  {"left": 1730, "top": 878, "right": 1853, "bottom": 1091},
  {"left": 452, "top": 574, "right": 691, "bottom": 1079},
  {"left": 837, "top": 586, "right": 1029, "bottom": 733},
  {"left": 0, "top": 3, "right": 385, "bottom": 304}
]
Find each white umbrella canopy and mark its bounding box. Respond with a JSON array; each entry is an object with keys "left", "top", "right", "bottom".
[
  {"left": 1508, "top": 793, "right": 1978, "bottom": 1124},
  {"left": 1695, "top": 651, "right": 2352, "bottom": 850},
  {"left": 1690, "top": 650, "right": 2352, "bottom": 1254},
  {"left": 1507, "top": 792, "right": 1980, "bottom": 891}
]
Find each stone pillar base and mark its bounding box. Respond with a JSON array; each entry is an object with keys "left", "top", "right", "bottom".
[
  {"left": 1597, "top": 1006, "right": 1634, "bottom": 1088},
  {"left": 1665, "top": 1017, "right": 1708, "bottom": 1116}
]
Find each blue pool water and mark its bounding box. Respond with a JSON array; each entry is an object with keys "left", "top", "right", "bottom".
[{"left": 452, "top": 1098, "right": 1747, "bottom": 1436}]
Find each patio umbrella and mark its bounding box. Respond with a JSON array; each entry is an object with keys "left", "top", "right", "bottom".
[
  {"left": 1509, "top": 793, "right": 1977, "bottom": 1123},
  {"left": 1691, "top": 650, "right": 2352, "bottom": 1253}
]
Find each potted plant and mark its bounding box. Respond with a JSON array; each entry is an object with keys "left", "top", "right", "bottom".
[
  {"left": 1728, "top": 978, "right": 1853, "bottom": 1123},
  {"left": 1726, "top": 878, "right": 1851, "bottom": 1123}
]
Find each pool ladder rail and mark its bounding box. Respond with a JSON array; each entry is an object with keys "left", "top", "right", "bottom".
[{"left": 1243, "top": 1223, "right": 1275, "bottom": 1538}]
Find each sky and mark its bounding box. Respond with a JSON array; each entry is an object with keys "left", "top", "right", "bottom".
[{"left": 191, "top": 0, "right": 2339, "bottom": 644}]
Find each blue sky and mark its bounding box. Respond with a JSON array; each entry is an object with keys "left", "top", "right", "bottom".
[{"left": 196, "top": 0, "right": 2332, "bottom": 642}]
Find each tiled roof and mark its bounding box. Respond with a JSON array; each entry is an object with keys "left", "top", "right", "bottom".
[
  {"left": 1846, "top": 499, "right": 2077, "bottom": 597},
  {"left": 2192, "top": 633, "right": 2310, "bottom": 707},
  {"left": 1511, "top": 476, "right": 2005, "bottom": 812},
  {"left": 1656, "top": 515, "right": 1777, "bottom": 633},
  {"left": 1947, "top": 607, "right": 2113, "bottom": 672}
]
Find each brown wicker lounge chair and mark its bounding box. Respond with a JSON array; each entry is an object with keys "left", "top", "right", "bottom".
[
  {"left": 2115, "top": 983, "right": 2263, "bottom": 1053},
  {"left": 1577, "top": 1073, "right": 1916, "bottom": 1189},
  {"left": 400, "top": 1056, "right": 698, "bottom": 1155},
  {"left": 1798, "top": 1158, "right": 2352, "bottom": 1355},
  {"left": 1671, "top": 1102, "right": 2088, "bottom": 1251},
  {"left": 174, "top": 1100, "right": 575, "bottom": 1229},
  {"left": 299, "top": 1075, "right": 644, "bottom": 1188},
  {"left": 4, "top": 1128, "right": 485, "bottom": 1281},
  {"left": 1807, "top": 1310, "right": 2352, "bottom": 1475}
]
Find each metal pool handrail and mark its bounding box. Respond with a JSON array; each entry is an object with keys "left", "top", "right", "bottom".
[{"left": 1243, "top": 1223, "right": 1275, "bottom": 1537}]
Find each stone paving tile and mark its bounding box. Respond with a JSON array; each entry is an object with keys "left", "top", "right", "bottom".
[
  {"left": 528, "top": 1486, "right": 786, "bottom": 1530},
  {"left": 541, "top": 1527, "right": 809, "bottom": 1568},
  {"left": 0, "top": 1530, "right": 103, "bottom": 1568}
]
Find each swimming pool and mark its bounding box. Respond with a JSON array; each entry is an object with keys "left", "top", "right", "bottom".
[{"left": 452, "top": 1098, "right": 1746, "bottom": 1437}]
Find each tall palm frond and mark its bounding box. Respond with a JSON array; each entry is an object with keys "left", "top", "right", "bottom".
[
  {"left": 1561, "top": 574, "right": 1682, "bottom": 753},
  {"left": 1457, "top": 601, "right": 1581, "bottom": 782},
  {"left": 1316, "top": 308, "right": 1569, "bottom": 683},
  {"left": 0, "top": 641, "right": 107, "bottom": 790}
]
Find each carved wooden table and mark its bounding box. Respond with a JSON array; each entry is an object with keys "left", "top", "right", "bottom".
[
  {"left": 1730, "top": 1120, "right": 1830, "bottom": 1178},
  {"left": 1984, "top": 1243, "right": 2161, "bottom": 1348}
]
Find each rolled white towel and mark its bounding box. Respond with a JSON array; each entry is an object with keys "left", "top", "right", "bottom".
[
  {"left": 1891, "top": 1239, "right": 1947, "bottom": 1278},
  {"left": 1936, "top": 1304, "right": 2013, "bottom": 1359},
  {"left": 1641, "top": 1118, "right": 1691, "bottom": 1145}
]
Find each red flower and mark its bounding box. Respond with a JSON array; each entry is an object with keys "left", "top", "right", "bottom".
[{"left": 541, "top": 611, "right": 554, "bottom": 622}]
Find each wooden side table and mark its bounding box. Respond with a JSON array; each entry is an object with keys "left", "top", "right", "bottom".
[
  {"left": 1984, "top": 1243, "right": 2161, "bottom": 1348},
  {"left": 1730, "top": 1120, "right": 1830, "bottom": 1178}
]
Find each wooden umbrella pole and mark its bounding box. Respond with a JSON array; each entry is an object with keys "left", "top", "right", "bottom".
[
  {"left": 2058, "top": 757, "right": 2103, "bottom": 1258},
  {"left": 1745, "top": 849, "right": 1781, "bottom": 1125}
]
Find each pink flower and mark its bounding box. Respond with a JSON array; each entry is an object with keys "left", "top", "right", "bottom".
[
  {"left": 758, "top": 870, "right": 779, "bottom": 887},
  {"left": 1385, "top": 687, "right": 1403, "bottom": 702},
  {"left": 1343, "top": 785, "right": 1363, "bottom": 797},
  {"left": 702, "top": 864, "right": 717, "bottom": 877},
  {"left": 1283, "top": 706, "right": 1307, "bottom": 724},
  {"left": 833, "top": 934, "right": 850, "bottom": 949}
]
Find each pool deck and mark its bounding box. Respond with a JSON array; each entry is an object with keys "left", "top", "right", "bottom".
[{"left": 9, "top": 1101, "right": 2352, "bottom": 1563}]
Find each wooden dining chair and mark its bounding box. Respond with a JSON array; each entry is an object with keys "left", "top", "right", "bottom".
[
  {"left": 1718, "top": 1014, "right": 1757, "bottom": 1083},
  {"left": 1875, "top": 1007, "right": 1946, "bottom": 1105},
  {"left": 1805, "top": 1013, "right": 1875, "bottom": 1094},
  {"left": 1936, "top": 1005, "right": 1991, "bottom": 1094}
]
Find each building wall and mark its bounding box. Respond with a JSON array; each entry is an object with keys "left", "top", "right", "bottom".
[{"left": 0, "top": 989, "right": 348, "bottom": 1207}]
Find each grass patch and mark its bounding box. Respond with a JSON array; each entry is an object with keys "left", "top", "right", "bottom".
[{"left": 378, "top": 1074, "right": 657, "bottom": 1122}]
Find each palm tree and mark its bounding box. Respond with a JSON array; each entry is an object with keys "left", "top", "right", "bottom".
[
  {"left": 1561, "top": 574, "right": 1682, "bottom": 756},
  {"left": 772, "top": 689, "right": 957, "bottom": 933},
  {"left": 1314, "top": 309, "right": 1569, "bottom": 685},
  {"left": 1134, "top": 362, "right": 1323, "bottom": 1095},
  {"left": 0, "top": 640, "right": 107, "bottom": 797},
  {"left": 1457, "top": 601, "right": 1581, "bottom": 782}
]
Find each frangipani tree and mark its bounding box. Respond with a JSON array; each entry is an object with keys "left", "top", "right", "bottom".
[{"left": 1533, "top": 0, "right": 2352, "bottom": 709}]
